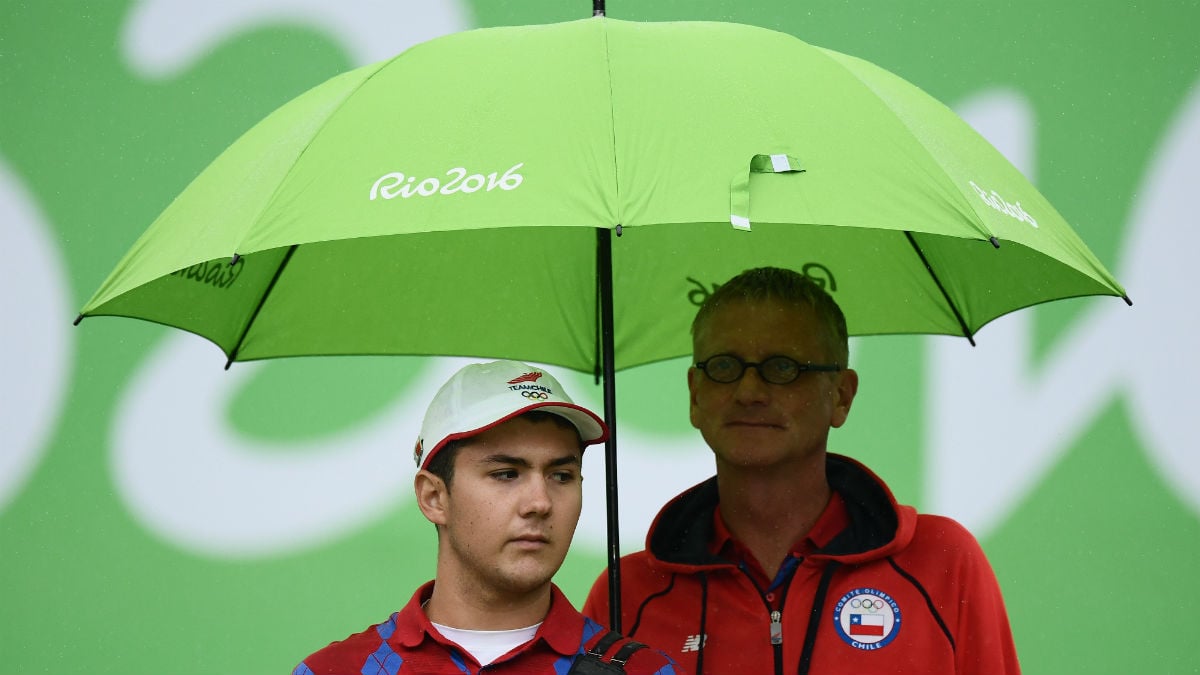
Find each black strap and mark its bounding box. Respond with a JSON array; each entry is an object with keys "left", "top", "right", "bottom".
[
  {"left": 610, "top": 640, "right": 647, "bottom": 665},
  {"left": 797, "top": 562, "right": 840, "bottom": 675},
  {"left": 587, "top": 630, "right": 624, "bottom": 658},
  {"left": 568, "top": 630, "right": 647, "bottom": 675},
  {"left": 696, "top": 572, "right": 709, "bottom": 675}
]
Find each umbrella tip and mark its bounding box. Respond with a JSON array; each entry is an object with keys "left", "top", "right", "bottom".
[
  {"left": 1122, "top": 295, "right": 1133, "bottom": 306},
  {"left": 968, "top": 334, "right": 977, "bottom": 347},
  {"left": 224, "top": 357, "right": 234, "bottom": 370},
  {"left": 73, "top": 313, "right": 84, "bottom": 326},
  {"left": 230, "top": 253, "right": 241, "bottom": 266},
  {"left": 989, "top": 236, "right": 1000, "bottom": 249}
]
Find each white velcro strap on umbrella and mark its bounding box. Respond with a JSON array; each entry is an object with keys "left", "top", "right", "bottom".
[{"left": 730, "top": 153, "right": 804, "bottom": 231}]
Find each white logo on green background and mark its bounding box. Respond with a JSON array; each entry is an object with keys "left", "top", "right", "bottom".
[
  {"left": 967, "top": 179, "right": 1039, "bottom": 228},
  {"left": 370, "top": 164, "right": 525, "bottom": 200}
]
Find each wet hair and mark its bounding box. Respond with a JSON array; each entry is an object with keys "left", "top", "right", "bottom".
[
  {"left": 691, "top": 266, "right": 849, "bottom": 366},
  {"left": 425, "top": 410, "right": 583, "bottom": 491}
]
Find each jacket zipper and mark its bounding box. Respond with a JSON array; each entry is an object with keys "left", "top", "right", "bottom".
[
  {"left": 770, "top": 610, "right": 783, "bottom": 675},
  {"left": 740, "top": 561, "right": 796, "bottom": 675}
]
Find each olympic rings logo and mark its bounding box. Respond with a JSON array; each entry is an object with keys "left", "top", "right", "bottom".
[
  {"left": 850, "top": 598, "right": 881, "bottom": 611},
  {"left": 521, "top": 391, "right": 550, "bottom": 400}
]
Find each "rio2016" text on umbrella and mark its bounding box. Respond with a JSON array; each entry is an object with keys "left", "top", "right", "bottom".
[{"left": 370, "top": 164, "right": 525, "bottom": 200}]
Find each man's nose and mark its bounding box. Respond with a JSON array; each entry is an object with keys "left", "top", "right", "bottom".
[
  {"left": 733, "top": 366, "right": 771, "bottom": 404},
  {"left": 520, "top": 477, "right": 553, "bottom": 517}
]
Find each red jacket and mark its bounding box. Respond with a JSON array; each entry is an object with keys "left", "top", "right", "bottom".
[
  {"left": 296, "top": 581, "right": 681, "bottom": 675},
  {"left": 583, "top": 454, "right": 1019, "bottom": 675}
]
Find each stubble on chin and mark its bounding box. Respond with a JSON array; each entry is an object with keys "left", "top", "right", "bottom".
[{"left": 483, "top": 554, "right": 560, "bottom": 598}]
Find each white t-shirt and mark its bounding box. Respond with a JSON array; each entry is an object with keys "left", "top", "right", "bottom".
[{"left": 431, "top": 621, "right": 542, "bottom": 666}]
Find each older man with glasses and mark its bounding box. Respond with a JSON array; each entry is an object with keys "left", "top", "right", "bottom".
[{"left": 583, "top": 267, "right": 1020, "bottom": 675}]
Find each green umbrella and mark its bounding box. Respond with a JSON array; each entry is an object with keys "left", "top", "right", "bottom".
[{"left": 76, "top": 16, "right": 1128, "bottom": 629}]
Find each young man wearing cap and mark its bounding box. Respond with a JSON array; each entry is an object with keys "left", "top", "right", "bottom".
[{"left": 292, "top": 360, "right": 682, "bottom": 675}]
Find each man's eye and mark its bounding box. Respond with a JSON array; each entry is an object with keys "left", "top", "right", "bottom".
[
  {"left": 491, "top": 470, "right": 518, "bottom": 480},
  {"left": 710, "top": 358, "right": 739, "bottom": 374},
  {"left": 550, "top": 471, "right": 578, "bottom": 484},
  {"left": 765, "top": 358, "right": 798, "bottom": 377}
]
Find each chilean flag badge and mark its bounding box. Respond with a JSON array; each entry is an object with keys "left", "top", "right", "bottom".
[{"left": 833, "top": 588, "right": 901, "bottom": 650}]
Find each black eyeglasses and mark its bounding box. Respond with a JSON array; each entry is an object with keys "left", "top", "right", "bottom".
[{"left": 694, "top": 354, "right": 842, "bottom": 385}]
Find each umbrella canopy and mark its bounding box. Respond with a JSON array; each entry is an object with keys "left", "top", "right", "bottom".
[
  {"left": 77, "top": 16, "right": 1128, "bottom": 630},
  {"left": 79, "top": 17, "right": 1126, "bottom": 368}
]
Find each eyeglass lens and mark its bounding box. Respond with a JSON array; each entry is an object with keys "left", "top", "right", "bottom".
[{"left": 703, "top": 355, "right": 801, "bottom": 384}]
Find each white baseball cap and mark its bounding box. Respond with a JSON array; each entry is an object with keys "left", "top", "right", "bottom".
[{"left": 414, "top": 360, "right": 608, "bottom": 470}]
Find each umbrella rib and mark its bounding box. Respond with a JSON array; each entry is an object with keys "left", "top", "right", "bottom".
[
  {"left": 601, "top": 16, "right": 622, "bottom": 229},
  {"left": 238, "top": 59, "right": 405, "bottom": 252},
  {"left": 224, "top": 244, "right": 298, "bottom": 368},
  {"left": 903, "top": 232, "right": 976, "bottom": 346}
]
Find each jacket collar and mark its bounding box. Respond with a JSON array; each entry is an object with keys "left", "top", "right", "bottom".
[
  {"left": 392, "top": 581, "right": 584, "bottom": 657},
  {"left": 646, "top": 453, "right": 912, "bottom": 569}
]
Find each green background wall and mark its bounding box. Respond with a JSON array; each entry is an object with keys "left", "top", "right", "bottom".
[{"left": 2, "top": 1, "right": 1197, "bottom": 672}]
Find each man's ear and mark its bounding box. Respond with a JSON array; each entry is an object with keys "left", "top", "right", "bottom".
[
  {"left": 830, "top": 368, "right": 859, "bottom": 429},
  {"left": 414, "top": 470, "right": 449, "bottom": 526},
  {"left": 687, "top": 365, "right": 703, "bottom": 430}
]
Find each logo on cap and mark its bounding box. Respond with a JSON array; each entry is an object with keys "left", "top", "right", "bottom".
[
  {"left": 507, "top": 371, "right": 544, "bottom": 385},
  {"left": 413, "top": 439, "right": 424, "bottom": 467}
]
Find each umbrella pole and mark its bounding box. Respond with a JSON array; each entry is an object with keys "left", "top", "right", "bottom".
[
  {"left": 593, "top": 1, "right": 605, "bottom": 17},
  {"left": 597, "top": 227, "right": 622, "bottom": 632}
]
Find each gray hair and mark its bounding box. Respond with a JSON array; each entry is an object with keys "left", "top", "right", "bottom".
[{"left": 691, "top": 267, "right": 848, "bottom": 366}]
